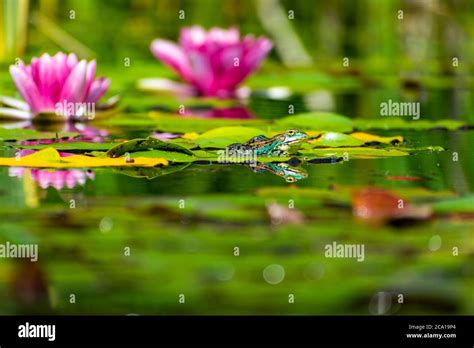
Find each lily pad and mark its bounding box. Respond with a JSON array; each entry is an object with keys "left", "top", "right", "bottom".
[
  {"left": 106, "top": 137, "right": 194, "bottom": 158},
  {"left": 300, "top": 147, "right": 409, "bottom": 159},
  {"left": 195, "top": 126, "right": 266, "bottom": 148},
  {"left": 130, "top": 150, "right": 196, "bottom": 162},
  {"left": 307, "top": 132, "right": 364, "bottom": 147},
  {"left": 350, "top": 132, "right": 404, "bottom": 145},
  {"left": 353, "top": 118, "right": 467, "bottom": 131},
  {"left": 132, "top": 112, "right": 267, "bottom": 133},
  {"left": 0, "top": 127, "right": 79, "bottom": 141},
  {"left": 0, "top": 148, "right": 168, "bottom": 168},
  {"left": 17, "top": 142, "right": 116, "bottom": 151},
  {"left": 274, "top": 112, "right": 354, "bottom": 132}
]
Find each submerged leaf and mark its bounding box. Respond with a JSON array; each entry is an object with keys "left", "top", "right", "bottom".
[
  {"left": 352, "top": 187, "right": 432, "bottom": 224},
  {"left": 266, "top": 202, "right": 305, "bottom": 224}
]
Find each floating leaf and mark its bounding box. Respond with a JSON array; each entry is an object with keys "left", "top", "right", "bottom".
[
  {"left": 0, "top": 148, "right": 168, "bottom": 168},
  {"left": 275, "top": 112, "right": 354, "bottom": 132},
  {"left": 17, "top": 142, "right": 115, "bottom": 151},
  {"left": 353, "top": 118, "right": 467, "bottom": 131},
  {"left": 148, "top": 113, "right": 267, "bottom": 133},
  {"left": 106, "top": 137, "right": 194, "bottom": 158},
  {"left": 350, "top": 132, "right": 404, "bottom": 145},
  {"left": 300, "top": 147, "right": 409, "bottom": 159},
  {"left": 195, "top": 126, "right": 266, "bottom": 148},
  {"left": 0, "top": 127, "right": 78, "bottom": 141},
  {"left": 307, "top": 132, "right": 364, "bottom": 147},
  {"left": 130, "top": 150, "right": 196, "bottom": 162},
  {"left": 182, "top": 132, "right": 199, "bottom": 140}
]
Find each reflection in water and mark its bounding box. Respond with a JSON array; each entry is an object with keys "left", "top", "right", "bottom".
[
  {"left": 249, "top": 162, "right": 308, "bottom": 182},
  {"left": 9, "top": 167, "right": 94, "bottom": 190},
  {"left": 24, "top": 122, "right": 108, "bottom": 143},
  {"left": 11, "top": 261, "right": 50, "bottom": 310},
  {"left": 0, "top": 116, "right": 109, "bottom": 142},
  {"left": 3, "top": 122, "right": 106, "bottom": 190}
]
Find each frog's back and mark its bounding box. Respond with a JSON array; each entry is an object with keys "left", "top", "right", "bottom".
[{"left": 245, "top": 135, "right": 269, "bottom": 146}]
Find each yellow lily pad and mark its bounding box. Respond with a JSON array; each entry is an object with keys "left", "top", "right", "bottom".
[
  {"left": 182, "top": 132, "right": 199, "bottom": 140},
  {"left": 0, "top": 148, "right": 168, "bottom": 169},
  {"left": 350, "top": 132, "right": 404, "bottom": 144}
]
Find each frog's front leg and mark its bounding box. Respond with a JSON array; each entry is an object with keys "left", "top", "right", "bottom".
[
  {"left": 271, "top": 144, "right": 290, "bottom": 157},
  {"left": 268, "top": 148, "right": 289, "bottom": 157}
]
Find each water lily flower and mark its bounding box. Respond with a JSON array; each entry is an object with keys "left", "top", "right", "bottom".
[
  {"left": 150, "top": 26, "right": 272, "bottom": 98},
  {"left": 8, "top": 52, "right": 110, "bottom": 119}
]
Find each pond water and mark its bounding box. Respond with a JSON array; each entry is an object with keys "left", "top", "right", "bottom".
[{"left": 0, "top": 84, "right": 473, "bottom": 315}]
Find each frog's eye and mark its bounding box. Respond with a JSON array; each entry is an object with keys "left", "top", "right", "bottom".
[
  {"left": 286, "top": 176, "right": 296, "bottom": 182},
  {"left": 287, "top": 130, "right": 295, "bottom": 136},
  {"left": 278, "top": 170, "right": 285, "bottom": 176}
]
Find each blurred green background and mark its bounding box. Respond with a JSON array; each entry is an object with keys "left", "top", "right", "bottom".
[{"left": 0, "top": 0, "right": 473, "bottom": 316}]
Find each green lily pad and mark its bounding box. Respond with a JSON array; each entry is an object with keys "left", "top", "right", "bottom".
[
  {"left": 130, "top": 150, "right": 196, "bottom": 162},
  {"left": 149, "top": 114, "right": 268, "bottom": 133},
  {"left": 195, "top": 126, "right": 266, "bottom": 148},
  {"left": 17, "top": 142, "right": 115, "bottom": 151},
  {"left": 300, "top": 147, "right": 409, "bottom": 159},
  {"left": 0, "top": 127, "right": 79, "bottom": 141},
  {"left": 353, "top": 118, "right": 467, "bottom": 131},
  {"left": 274, "top": 112, "right": 354, "bottom": 132},
  {"left": 307, "top": 132, "right": 364, "bottom": 148},
  {"left": 106, "top": 137, "right": 194, "bottom": 158}
]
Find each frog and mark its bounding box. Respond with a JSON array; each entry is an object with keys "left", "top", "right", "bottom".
[
  {"left": 249, "top": 162, "right": 308, "bottom": 182},
  {"left": 227, "top": 129, "right": 308, "bottom": 157}
]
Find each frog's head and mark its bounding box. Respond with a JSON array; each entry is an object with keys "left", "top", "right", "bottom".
[
  {"left": 278, "top": 129, "right": 308, "bottom": 145},
  {"left": 275, "top": 163, "right": 308, "bottom": 182}
]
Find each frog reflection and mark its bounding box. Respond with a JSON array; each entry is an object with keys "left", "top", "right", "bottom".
[{"left": 248, "top": 162, "right": 308, "bottom": 182}]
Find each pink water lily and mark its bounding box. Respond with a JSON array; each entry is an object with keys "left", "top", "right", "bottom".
[
  {"left": 150, "top": 26, "right": 272, "bottom": 98},
  {"left": 9, "top": 52, "right": 110, "bottom": 119}
]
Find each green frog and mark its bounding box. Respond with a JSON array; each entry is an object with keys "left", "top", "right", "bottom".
[
  {"left": 249, "top": 162, "right": 308, "bottom": 182},
  {"left": 227, "top": 130, "right": 308, "bottom": 157}
]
